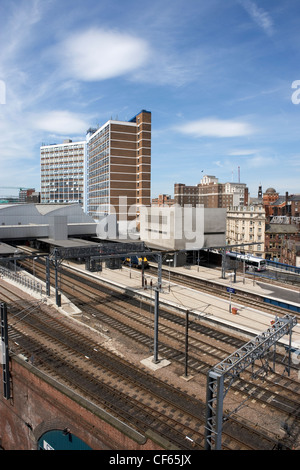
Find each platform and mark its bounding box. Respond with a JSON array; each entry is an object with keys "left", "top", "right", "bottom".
[{"left": 64, "top": 261, "right": 300, "bottom": 349}]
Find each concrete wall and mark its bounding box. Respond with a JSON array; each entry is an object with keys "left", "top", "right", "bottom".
[
  {"left": 48, "top": 216, "right": 68, "bottom": 240},
  {"left": 139, "top": 205, "right": 226, "bottom": 251}
]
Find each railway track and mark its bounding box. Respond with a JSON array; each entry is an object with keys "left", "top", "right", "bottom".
[
  {"left": 51, "top": 268, "right": 300, "bottom": 419},
  {"left": 2, "top": 283, "right": 275, "bottom": 451},
  {"left": 3, "top": 287, "right": 205, "bottom": 449},
  {"left": 4, "top": 255, "right": 300, "bottom": 449},
  {"left": 14, "top": 256, "right": 300, "bottom": 377}
]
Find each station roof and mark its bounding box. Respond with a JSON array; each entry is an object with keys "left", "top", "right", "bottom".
[
  {"left": 37, "top": 238, "right": 99, "bottom": 248},
  {"left": 0, "top": 242, "right": 19, "bottom": 255},
  {"left": 0, "top": 203, "right": 97, "bottom": 241}
]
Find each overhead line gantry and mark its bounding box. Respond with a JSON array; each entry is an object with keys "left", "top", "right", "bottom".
[{"left": 204, "top": 314, "right": 297, "bottom": 450}]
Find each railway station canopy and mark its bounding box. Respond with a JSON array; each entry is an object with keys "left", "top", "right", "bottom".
[{"left": 0, "top": 203, "right": 97, "bottom": 241}]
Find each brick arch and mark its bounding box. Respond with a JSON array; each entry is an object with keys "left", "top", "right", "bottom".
[{"left": 33, "top": 418, "right": 71, "bottom": 443}]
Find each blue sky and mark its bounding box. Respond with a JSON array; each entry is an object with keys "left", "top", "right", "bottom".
[{"left": 0, "top": 0, "right": 300, "bottom": 200}]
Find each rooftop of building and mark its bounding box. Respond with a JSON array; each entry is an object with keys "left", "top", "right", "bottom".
[
  {"left": 129, "top": 109, "right": 151, "bottom": 122},
  {"left": 265, "top": 223, "right": 299, "bottom": 234},
  {"left": 264, "top": 187, "right": 278, "bottom": 194},
  {"left": 0, "top": 203, "right": 96, "bottom": 224},
  {"left": 269, "top": 194, "right": 300, "bottom": 206}
]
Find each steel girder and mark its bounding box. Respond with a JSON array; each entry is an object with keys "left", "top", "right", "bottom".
[{"left": 204, "top": 314, "right": 297, "bottom": 450}]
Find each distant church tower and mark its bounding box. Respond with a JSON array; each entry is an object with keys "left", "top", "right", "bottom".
[{"left": 258, "top": 185, "right": 262, "bottom": 199}]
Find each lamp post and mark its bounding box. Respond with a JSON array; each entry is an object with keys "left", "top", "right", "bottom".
[
  {"left": 166, "top": 258, "right": 172, "bottom": 292},
  {"left": 184, "top": 310, "right": 189, "bottom": 377},
  {"left": 13, "top": 249, "right": 21, "bottom": 273},
  {"left": 228, "top": 273, "right": 235, "bottom": 313},
  {"left": 33, "top": 256, "right": 37, "bottom": 287}
]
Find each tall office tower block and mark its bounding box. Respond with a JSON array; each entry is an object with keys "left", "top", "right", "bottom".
[
  {"left": 86, "top": 110, "right": 151, "bottom": 221},
  {"left": 40, "top": 110, "right": 151, "bottom": 223},
  {"left": 40, "top": 139, "right": 86, "bottom": 205}
]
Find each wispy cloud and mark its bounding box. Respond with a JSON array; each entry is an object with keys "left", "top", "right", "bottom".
[
  {"left": 288, "top": 155, "right": 300, "bottom": 168},
  {"left": 228, "top": 148, "right": 258, "bottom": 156},
  {"left": 175, "top": 118, "right": 256, "bottom": 138},
  {"left": 0, "top": 0, "right": 42, "bottom": 66},
  {"left": 246, "top": 154, "right": 276, "bottom": 168},
  {"left": 238, "top": 0, "right": 274, "bottom": 37},
  {"left": 236, "top": 86, "right": 281, "bottom": 103},
  {"left": 54, "top": 25, "right": 199, "bottom": 88}
]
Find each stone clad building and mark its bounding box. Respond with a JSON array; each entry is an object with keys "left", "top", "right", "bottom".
[{"left": 226, "top": 204, "right": 265, "bottom": 257}]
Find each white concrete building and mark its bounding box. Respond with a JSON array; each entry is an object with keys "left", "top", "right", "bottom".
[
  {"left": 224, "top": 182, "right": 248, "bottom": 207},
  {"left": 40, "top": 140, "right": 86, "bottom": 207},
  {"left": 139, "top": 205, "right": 226, "bottom": 251}
]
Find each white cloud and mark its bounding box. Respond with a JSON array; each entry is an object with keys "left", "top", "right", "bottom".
[
  {"left": 238, "top": 0, "right": 274, "bottom": 37},
  {"left": 34, "top": 110, "right": 89, "bottom": 134},
  {"left": 177, "top": 118, "right": 255, "bottom": 138},
  {"left": 58, "top": 28, "right": 150, "bottom": 81},
  {"left": 229, "top": 148, "right": 258, "bottom": 156}
]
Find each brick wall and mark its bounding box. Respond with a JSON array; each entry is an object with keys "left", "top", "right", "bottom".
[{"left": 0, "top": 356, "right": 166, "bottom": 451}]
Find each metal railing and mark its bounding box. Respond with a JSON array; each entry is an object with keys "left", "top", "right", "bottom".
[{"left": 0, "top": 264, "right": 43, "bottom": 295}]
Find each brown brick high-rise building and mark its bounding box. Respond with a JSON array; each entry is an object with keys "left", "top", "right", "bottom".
[{"left": 87, "top": 110, "right": 151, "bottom": 221}]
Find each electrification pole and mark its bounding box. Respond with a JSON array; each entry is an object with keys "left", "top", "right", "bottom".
[{"left": 1, "top": 302, "right": 10, "bottom": 399}]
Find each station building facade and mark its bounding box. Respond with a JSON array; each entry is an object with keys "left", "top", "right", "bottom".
[{"left": 139, "top": 205, "right": 226, "bottom": 252}]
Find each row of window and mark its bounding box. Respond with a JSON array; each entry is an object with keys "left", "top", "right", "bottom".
[
  {"left": 42, "top": 199, "right": 83, "bottom": 204},
  {"left": 42, "top": 163, "right": 83, "bottom": 169}
]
